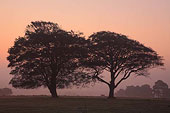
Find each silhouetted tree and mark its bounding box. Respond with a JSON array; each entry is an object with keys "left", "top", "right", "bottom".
[
  {"left": 0, "top": 88, "right": 12, "bottom": 96},
  {"left": 87, "top": 31, "right": 164, "bottom": 98},
  {"left": 153, "top": 80, "right": 169, "bottom": 98},
  {"left": 7, "top": 21, "right": 91, "bottom": 98}
]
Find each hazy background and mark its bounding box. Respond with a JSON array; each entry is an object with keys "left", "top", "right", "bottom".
[{"left": 0, "top": 0, "right": 170, "bottom": 96}]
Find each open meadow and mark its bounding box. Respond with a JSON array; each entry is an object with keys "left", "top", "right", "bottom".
[{"left": 0, "top": 96, "right": 170, "bottom": 113}]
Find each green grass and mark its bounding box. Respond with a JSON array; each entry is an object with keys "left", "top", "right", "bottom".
[{"left": 0, "top": 96, "right": 170, "bottom": 113}]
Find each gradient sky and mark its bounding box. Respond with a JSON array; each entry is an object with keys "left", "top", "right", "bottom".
[{"left": 0, "top": 0, "right": 170, "bottom": 96}]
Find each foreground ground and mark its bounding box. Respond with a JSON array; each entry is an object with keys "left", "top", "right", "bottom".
[{"left": 0, "top": 96, "right": 170, "bottom": 113}]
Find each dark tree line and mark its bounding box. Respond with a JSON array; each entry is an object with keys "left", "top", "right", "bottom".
[
  {"left": 0, "top": 88, "right": 12, "bottom": 96},
  {"left": 7, "top": 21, "right": 164, "bottom": 98},
  {"left": 115, "top": 80, "right": 170, "bottom": 98},
  {"left": 153, "top": 80, "right": 170, "bottom": 98}
]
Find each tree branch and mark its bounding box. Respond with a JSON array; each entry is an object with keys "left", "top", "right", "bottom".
[
  {"left": 114, "top": 68, "right": 124, "bottom": 79},
  {"left": 115, "top": 70, "right": 133, "bottom": 88},
  {"left": 95, "top": 75, "right": 110, "bottom": 86},
  {"left": 93, "top": 69, "right": 110, "bottom": 86}
]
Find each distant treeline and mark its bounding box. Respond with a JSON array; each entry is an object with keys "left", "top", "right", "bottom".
[
  {"left": 115, "top": 80, "right": 170, "bottom": 98},
  {"left": 0, "top": 88, "right": 12, "bottom": 96}
]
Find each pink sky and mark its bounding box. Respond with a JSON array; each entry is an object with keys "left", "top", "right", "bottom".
[{"left": 0, "top": 0, "right": 170, "bottom": 96}]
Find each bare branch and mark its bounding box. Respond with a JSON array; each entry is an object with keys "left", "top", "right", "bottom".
[
  {"left": 114, "top": 68, "right": 124, "bottom": 79},
  {"left": 94, "top": 75, "right": 110, "bottom": 86},
  {"left": 92, "top": 69, "right": 110, "bottom": 86},
  {"left": 115, "top": 70, "right": 133, "bottom": 88}
]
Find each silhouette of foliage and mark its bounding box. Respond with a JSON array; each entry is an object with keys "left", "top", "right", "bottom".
[
  {"left": 116, "top": 80, "right": 170, "bottom": 98},
  {"left": 87, "top": 31, "right": 164, "bottom": 98},
  {"left": 153, "top": 80, "right": 170, "bottom": 98},
  {"left": 140, "top": 84, "right": 153, "bottom": 97},
  {"left": 0, "top": 88, "right": 12, "bottom": 96},
  {"left": 115, "top": 89, "right": 126, "bottom": 97},
  {"left": 7, "top": 21, "right": 91, "bottom": 97},
  {"left": 116, "top": 84, "right": 153, "bottom": 98}
]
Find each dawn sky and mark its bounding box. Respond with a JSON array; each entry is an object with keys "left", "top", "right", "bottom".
[{"left": 0, "top": 0, "right": 170, "bottom": 96}]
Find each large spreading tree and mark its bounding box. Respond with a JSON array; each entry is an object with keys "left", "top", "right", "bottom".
[
  {"left": 87, "top": 31, "right": 164, "bottom": 98},
  {"left": 7, "top": 21, "right": 91, "bottom": 97}
]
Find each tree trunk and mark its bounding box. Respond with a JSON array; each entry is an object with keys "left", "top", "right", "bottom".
[
  {"left": 108, "top": 70, "right": 116, "bottom": 98},
  {"left": 48, "top": 77, "right": 58, "bottom": 98},
  {"left": 108, "top": 84, "right": 115, "bottom": 98},
  {"left": 49, "top": 87, "right": 58, "bottom": 98}
]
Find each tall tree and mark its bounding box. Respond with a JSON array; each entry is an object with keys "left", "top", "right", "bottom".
[
  {"left": 7, "top": 21, "right": 90, "bottom": 97},
  {"left": 87, "top": 31, "right": 164, "bottom": 98}
]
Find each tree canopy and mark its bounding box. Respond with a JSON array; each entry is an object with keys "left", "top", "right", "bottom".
[
  {"left": 87, "top": 31, "right": 164, "bottom": 98},
  {"left": 7, "top": 21, "right": 91, "bottom": 97}
]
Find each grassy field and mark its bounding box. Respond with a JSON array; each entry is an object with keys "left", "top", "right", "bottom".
[{"left": 0, "top": 96, "right": 170, "bottom": 113}]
